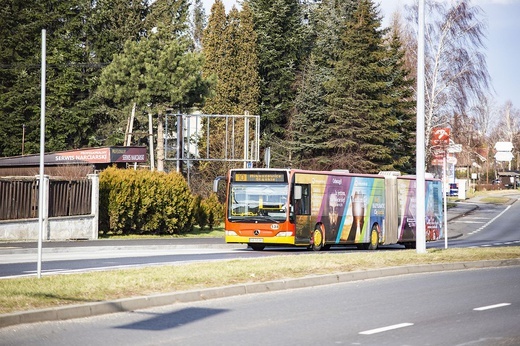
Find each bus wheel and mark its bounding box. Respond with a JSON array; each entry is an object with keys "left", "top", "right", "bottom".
[
  {"left": 311, "top": 226, "right": 324, "bottom": 251},
  {"left": 404, "top": 242, "right": 416, "bottom": 249},
  {"left": 367, "top": 225, "right": 379, "bottom": 250},
  {"left": 249, "top": 244, "right": 265, "bottom": 251}
]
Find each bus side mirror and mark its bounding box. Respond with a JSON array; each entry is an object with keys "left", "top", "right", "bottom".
[
  {"left": 213, "top": 176, "right": 225, "bottom": 193},
  {"left": 294, "top": 185, "right": 302, "bottom": 200}
]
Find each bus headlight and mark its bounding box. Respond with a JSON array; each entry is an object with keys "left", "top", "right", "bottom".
[{"left": 225, "top": 231, "right": 238, "bottom": 236}]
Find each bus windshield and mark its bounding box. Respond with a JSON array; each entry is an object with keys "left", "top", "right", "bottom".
[{"left": 229, "top": 183, "right": 288, "bottom": 222}]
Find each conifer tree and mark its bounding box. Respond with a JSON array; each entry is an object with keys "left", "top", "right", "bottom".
[
  {"left": 384, "top": 16, "right": 416, "bottom": 174},
  {"left": 192, "top": 0, "right": 206, "bottom": 51},
  {"left": 0, "top": 0, "right": 44, "bottom": 156},
  {"left": 290, "top": 56, "right": 330, "bottom": 169},
  {"left": 246, "top": 0, "right": 305, "bottom": 138},
  {"left": 202, "top": 0, "right": 228, "bottom": 115},
  {"left": 324, "top": 0, "right": 400, "bottom": 173},
  {"left": 289, "top": 0, "right": 358, "bottom": 170},
  {"left": 197, "top": 1, "right": 260, "bottom": 194},
  {"left": 236, "top": 3, "right": 260, "bottom": 116},
  {"left": 146, "top": 0, "right": 191, "bottom": 36},
  {"left": 0, "top": 0, "right": 151, "bottom": 155}
]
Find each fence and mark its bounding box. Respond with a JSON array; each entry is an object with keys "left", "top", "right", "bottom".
[
  {"left": 0, "top": 177, "right": 92, "bottom": 220},
  {"left": 0, "top": 175, "right": 99, "bottom": 241}
]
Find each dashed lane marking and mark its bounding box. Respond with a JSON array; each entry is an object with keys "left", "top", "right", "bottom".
[
  {"left": 359, "top": 323, "right": 414, "bottom": 335},
  {"left": 474, "top": 303, "right": 511, "bottom": 311},
  {"left": 467, "top": 205, "right": 512, "bottom": 235}
]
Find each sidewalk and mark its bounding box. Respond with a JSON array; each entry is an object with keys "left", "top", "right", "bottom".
[{"left": 446, "top": 200, "right": 478, "bottom": 223}]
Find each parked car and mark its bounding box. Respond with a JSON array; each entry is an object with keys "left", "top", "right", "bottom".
[{"left": 448, "top": 183, "right": 458, "bottom": 196}]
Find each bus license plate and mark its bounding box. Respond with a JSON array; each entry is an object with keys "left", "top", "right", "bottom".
[{"left": 249, "top": 238, "right": 264, "bottom": 243}]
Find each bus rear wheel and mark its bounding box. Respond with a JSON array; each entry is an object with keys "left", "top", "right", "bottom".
[
  {"left": 366, "top": 225, "right": 379, "bottom": 250},
  {"left": 404, "top": 242, "right": 416, "bottom": 249},
  {"left": 249, "top": 244, "right": 265, "bottom": 251},
  {"left": 311, "top": 226, "right": 324, "bottom": 251}
]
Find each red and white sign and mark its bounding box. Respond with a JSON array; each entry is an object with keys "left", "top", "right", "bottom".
[
  {"left": 431, "top": 128, "right": 451, "bottom": 146},
  {"left": 431, "top": 154, "right": 457, "bottom": 166}
]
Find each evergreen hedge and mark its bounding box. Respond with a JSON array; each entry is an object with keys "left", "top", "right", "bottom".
[{"left": 99, "top": 167, "right": 209, "bottom": 235}]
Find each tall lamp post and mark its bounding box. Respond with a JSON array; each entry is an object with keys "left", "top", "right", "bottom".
[{"left": 416, "top": 0, "right": 426, "bottom": 254}]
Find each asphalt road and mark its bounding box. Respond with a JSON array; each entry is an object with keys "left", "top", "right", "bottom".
[
  {"left": 1, "top": 266, "right": 518, "bottom": 345},
  {"left": 2, "top": 197, "right": 520, "bottom": 278}
]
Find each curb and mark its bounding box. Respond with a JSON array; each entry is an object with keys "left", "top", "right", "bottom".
[
  {"left": 0, "top": 243, "right": 246, "bottom": 255},
  {"left": 2, "top": 259, "right": 519, "bottom": 329}
]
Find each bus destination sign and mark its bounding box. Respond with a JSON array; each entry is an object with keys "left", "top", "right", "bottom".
[{"left": 234, "top": 172, "right": 286, "bottom": 183}]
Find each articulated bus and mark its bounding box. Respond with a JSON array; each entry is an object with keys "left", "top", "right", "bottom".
[{"left": 215, "top": 168, "right": 443, "bottom": 251}]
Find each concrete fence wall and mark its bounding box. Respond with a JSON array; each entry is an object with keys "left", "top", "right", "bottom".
[{"left": 0, "top": 174, "right": 99, "bottom": 241}]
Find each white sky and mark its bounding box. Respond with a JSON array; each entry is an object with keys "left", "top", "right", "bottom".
[{"left": 202, "top": 0, "right": 520, "bottom": 109}]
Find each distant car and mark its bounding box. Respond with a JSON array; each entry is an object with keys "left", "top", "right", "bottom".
[
  {"left": 448, "top": 183, "right": 458, "bottom": 196},
  {"left": 492, "top": 179, "right": 501, "bottom": 185}
]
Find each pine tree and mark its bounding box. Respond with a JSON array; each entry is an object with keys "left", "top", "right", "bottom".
[
  {"left": 0, "top": 0, "right": 151, "bottom": 155},
  {"left": 246, "top": 0, "right": 305, "bottom": 138},
  {"left": 290, "top": 55, "right": 331, "bottom": 169},
  {"left": 0, "top": 0, "right": 39, "bottom": 156},
  {"left": 90, "top": 0, "right": 148, "bottom": 64},
  {"left": 289, "top": 0, "right": 358, "bottom": 170},
  {"left": 146, "top": 0, "right": 191, "bottom": 36},
  {"left": 192, "top": 0, "right": 206, "bottom": 51},
  {"left": 384, "top": 16, "right": 416, "bottom": 174},
  {"left": 202, "top": 0, "right": 228, "bottom": 115},
  {"left": 235, "top": 3, "right": 260, "bottom": 115},
  {"left": 324, "top": 0, "right": 400, "bottom": 173},
  {"left": 196, "top": 1, "right": 261, "bottom": 194}
]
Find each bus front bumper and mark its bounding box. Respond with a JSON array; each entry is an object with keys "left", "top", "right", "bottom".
[{"left": 225, "top": 234, "right": 296, "bottom": 245}]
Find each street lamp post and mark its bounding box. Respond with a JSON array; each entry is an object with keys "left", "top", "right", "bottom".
[{"left": 416, "top": 0, "right": 426, "bottom": 254}]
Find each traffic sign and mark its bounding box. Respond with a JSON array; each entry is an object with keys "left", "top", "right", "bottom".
[
  {"left": 431, "top": 128, "right": 450, "bottom": 146},
  {"left": 495, "top": 142, "right": 513, "bottom": 152},
  {"left": 495, "top": 151, "right": 514, "bottom": 162},
  {"left": 448, "top": 144, "right": 462, "bottom": 153}
]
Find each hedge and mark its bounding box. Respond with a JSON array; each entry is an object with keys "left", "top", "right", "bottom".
[{"left": 99, "top": 167, "right": 196, "bottom": 235}]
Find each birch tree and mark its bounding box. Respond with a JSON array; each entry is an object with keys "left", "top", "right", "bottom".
[{"left": 404, "top": 0, "right": 490, "bottom": 150}]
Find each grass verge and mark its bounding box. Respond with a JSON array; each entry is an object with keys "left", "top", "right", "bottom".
[
  {"left": 1, "top": 247, "right": 519, "bottom": 315},
  {"left": 479, "top": 197, "right": 511, "bottom": 204}
]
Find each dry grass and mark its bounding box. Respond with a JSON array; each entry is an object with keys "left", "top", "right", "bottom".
[
  {"left": 1, "top": 247, "right": 519, "bottom": 315},
  {"left": 479, "top": 196, "right": 511, "bottom": 204}
]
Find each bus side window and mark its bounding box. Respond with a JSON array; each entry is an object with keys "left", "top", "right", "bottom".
[{"left": 295, "top": 184, "right": 311, "bottom": 215}]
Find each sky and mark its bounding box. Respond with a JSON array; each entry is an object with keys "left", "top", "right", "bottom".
[{"left": 201, "top": 0, "right": 520, "bottom": 109}]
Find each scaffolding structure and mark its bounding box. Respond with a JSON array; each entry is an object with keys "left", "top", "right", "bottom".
[{"left": 164, "top": 113, "right": 261, "bottom": 175}]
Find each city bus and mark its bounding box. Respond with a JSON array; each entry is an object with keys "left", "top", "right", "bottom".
[{"left": 215, "top": 168, "right": 443, "bottom": 251}]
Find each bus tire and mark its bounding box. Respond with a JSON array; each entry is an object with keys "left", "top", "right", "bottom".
[
  {"left": 311, "top": 225, "right": 324, "bottom": 251},
  {"left": 249, "top": 244, "right": 265, "bottom": 251},
  {"left": 367, "top": 225, "right": 379, "bottom": 250},
  {"left": 404, "top": 242, "right": 416, "bottom": 249}
]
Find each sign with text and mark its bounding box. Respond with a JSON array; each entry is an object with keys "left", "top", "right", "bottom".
[{"left": 431, "top": 128, "right": 451, "bottom": 146}]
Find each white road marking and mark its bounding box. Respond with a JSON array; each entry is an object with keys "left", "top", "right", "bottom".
[
  {"left": 473, "top": 303, "right": 511, "bottom": 311},
  {"left": 468, "top": 205, "right": 511, "bottom": 235},
  {"left": 359, "top": 323, "right": 414, "bottom": 335}
]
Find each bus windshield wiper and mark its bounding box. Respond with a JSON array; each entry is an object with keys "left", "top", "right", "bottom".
[{"left": 249, "top": 216, "right": 280, "bottom": 223}]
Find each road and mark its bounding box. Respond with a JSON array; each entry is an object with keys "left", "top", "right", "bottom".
[
  {"left": 430, "top": 197, "right": 520, "bottom": 249},
  {"left": 1, "top": 196, "right": 520, "bottom": 278},
  {"left": 1, "top": 266, "right": 518, "bottom": 345}
]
